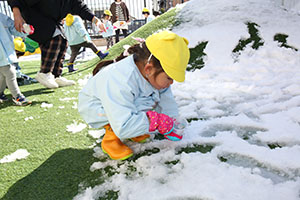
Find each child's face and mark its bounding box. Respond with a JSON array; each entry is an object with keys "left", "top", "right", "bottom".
[
  {"left": 148, "top": 70, "right": 174, "bottom": 90},
  {"left": 105, "top": 15, "right": 110, "bottom": 20}
]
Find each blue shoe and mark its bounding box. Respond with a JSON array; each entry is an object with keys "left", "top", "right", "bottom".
[
  {"left": 0, "top": 93, "right": 8, "bottom": 103},
  {"left": 13, "top": 94, "right": 32, "bottom": 106},
  {"left": 67, "top": 63, "right": 77, "bottom": 73},
  {"left": 96, "top": 50, "right": 109, "bottom": 59}
]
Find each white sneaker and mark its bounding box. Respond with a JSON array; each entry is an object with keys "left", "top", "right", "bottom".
[
  {"left": 55, "top": 77, "right": 76, "bottom": 87},
  {"left": 35, "top": 72, "right": 59, "bottom": 89}
]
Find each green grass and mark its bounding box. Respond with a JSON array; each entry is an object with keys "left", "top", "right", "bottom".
[{"left": 0, "top": 7, "right": 183, "bottom": 200}]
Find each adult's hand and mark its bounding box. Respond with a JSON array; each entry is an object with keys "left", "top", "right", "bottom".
[{"left": 12, "top": 7, "right": 25, "bottom": 32}]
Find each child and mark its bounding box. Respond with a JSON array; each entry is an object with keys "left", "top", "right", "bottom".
[
  {"left": 63, "top": 14, "right": 109, "bottom": 72},
  {"left": 101, "top": 10, "right": 115, "bottom": 50},
  {"left": 0, "top": 13, "right": 31, "bottom": 106},
  {"left": 14, "top": 37, "right": 37, "bottom": 85},
  {"left": 78, "top": 31, "right": 190, "bottom": 160},
  {"left": 142, "top": 8, "right": 155, "bottom": 24}
]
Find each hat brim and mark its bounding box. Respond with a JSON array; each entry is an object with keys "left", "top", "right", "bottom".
[{"left": 160, "top": 61, "right": 185, "bottom": 82}]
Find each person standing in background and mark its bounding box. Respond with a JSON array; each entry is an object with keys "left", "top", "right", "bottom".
[
  {"left": 101, "top": 10, "right": 115, "bottom": 50},
  {"left": 110, "top": 0, "right": 129, "bottom": 43},
  {"left": 142, "top": 8, "right": 155, "bottom": 24},
  {"left": 8, "top": 0, "right": 105, "bottom": 89}
]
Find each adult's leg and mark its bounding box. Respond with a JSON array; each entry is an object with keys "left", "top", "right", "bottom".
[
  {"left": 122, "top": 29, "right": 128, "bottom": 38},
  {"left": 52, "top": 36, "right": 68, "bottom": 78},
  {"left": 38, "top": 35, "right": 70, "bottom": 88},
  {"left": 40, "top": 36, "right": 63, "bottom": 75},
  {"left": 115, "top": 29, "right": 120, "bottom": 43}
]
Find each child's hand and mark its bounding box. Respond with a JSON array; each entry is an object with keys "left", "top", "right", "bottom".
[
  {"left": 92, "top": 16, "right": 106, "bottom": 32},
  {"left": 83, "top": 35, "right": 89, "bottom": 42},
  {"left": 147, "top": 111, "right": 183, "bottom": 141}
]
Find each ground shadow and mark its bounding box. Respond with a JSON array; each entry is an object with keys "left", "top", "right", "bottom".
[
  {"left": 0, "top": 88, "right": 54, "bottom": 110},
  {"left": 2, "top": 148, "right": 103, "bottom": 200}
]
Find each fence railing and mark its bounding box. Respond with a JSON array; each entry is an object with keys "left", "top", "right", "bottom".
[{"left": 0, "top": 0, "right": 188, "bottom": 38}]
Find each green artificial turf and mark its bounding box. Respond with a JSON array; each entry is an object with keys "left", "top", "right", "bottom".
[{"left": 0, "top": 7, "right": 182, "bottom": 200}]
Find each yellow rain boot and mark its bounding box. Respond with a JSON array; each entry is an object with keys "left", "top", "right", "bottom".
[
  {"left": 101, "top": 124, "right": 133, "bottom": 160},
  {"left": 130, "top": 134, "right": 150, "bottom": 143}
]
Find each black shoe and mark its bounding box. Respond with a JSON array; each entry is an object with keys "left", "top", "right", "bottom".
[{"left": 0, "top": 93, "right": 8, "bottom": 103}]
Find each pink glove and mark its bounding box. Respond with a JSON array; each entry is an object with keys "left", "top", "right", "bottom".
[{"left": 146, "top": 111, "right": 183, "bottom": 141}]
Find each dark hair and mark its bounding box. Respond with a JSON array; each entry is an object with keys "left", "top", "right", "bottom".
[
  {"left": 93, "top": 43, "right": 164, "bottom": 78},
  {"left": 153, "top": 11, "right": 160, "bottom": 17},
  {"left": 142, "top": 11, "right": 150, "bottom": 15},
  {"left": 102, "top": 14, "right": 110, "bottom": 18}
]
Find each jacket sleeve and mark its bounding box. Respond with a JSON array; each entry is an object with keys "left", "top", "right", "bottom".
[
  {"left": 123, "top": 3, "right": 130, "bottom": 21},
  {"left": 96, "top": 73, "right": 150, "bottom": 139},
  {"left": 156, "top": 87, "right": 179, "bottom": 118},
  {"left": 7, "top": 16, "right": 26, "bottom": 37},
  {"left": 67, "top": 0, "right": 94, "bottom": 22},
  {"left": 8, "top": 0, "right": 40, "bottom": 10}
]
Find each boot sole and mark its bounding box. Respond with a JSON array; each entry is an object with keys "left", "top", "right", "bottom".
[{"left": 102, "top": 147, "right": 133, "bottom": 160}]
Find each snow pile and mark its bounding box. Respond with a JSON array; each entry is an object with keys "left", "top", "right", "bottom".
[
  {"left": 41, "top": 102, "right": 53, "bottom": 108},
  {"left": 66, "top": 121, "right": 87, "bottom": 134},
  {"left": 0, "top": 149, "right": 30, "bottom": 163},
  {"left": 74, "top": 0, "right": 300, "bottom": 199}
]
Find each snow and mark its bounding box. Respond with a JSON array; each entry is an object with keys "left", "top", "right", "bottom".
[
  {"left": 66, "top": 121, "right": 87, "bottom": 134},
  {"left": 40, "top": 102, "right": 53, "bottom": 108},
  {"left": 73, "top": 0, "right": 300, "bottom": 199},
  {"left": 0, "top": 149, "right": 30, "bottom": 163}
]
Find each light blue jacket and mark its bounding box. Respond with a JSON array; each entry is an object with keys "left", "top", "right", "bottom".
[
  {"left": 78, "top": 55, "right": 179, "bottom": 139},
  {"left": 0, "top": 13, "right": 26, "bottom": 67},
  {"left": 64, "top": 16, "right": 91, "bottom": 46},
  {"left": 146, "top": 15, "right": 155, "bottom": 23},
  {"left": 101, "top": 20, "right": 114, "bottom": 38}
]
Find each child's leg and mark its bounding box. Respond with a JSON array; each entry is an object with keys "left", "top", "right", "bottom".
[
  {"left": 106, "top": 38, "right": 110, "bottom": 49},
  {"left": 69, "top": 44, "right": 81, "bottom": 64},
  {"left": 82, "top": 41, "right": 109, "bottom": 59},
  {"left": 0, "top": 65, "right": 21, "bottom": 98},
  {"left": 82, "top": 41, "right": 98, "bottom": 53},
  {"left": 109, "top": 37, "right": 114, "bottom": 47},
  {"left": 106, "top": 37, "right": 113, "bottom": 49},
  {"left": 0, "top": 70, "right": 6, "bottom": 93}
]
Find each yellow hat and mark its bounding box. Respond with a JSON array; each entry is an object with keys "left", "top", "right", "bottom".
[
  {"left": 14, "top": 37, "right": 26, "bottom": 52},
  {"left": 65, "top": 13, "right": 74, "bottom": 26},
  {"left": 142, "top": 8, "right": 150, "bottom": 13},
  {"left": 104, "top": 10, "right": 112, "bottom": 16},
  {"left": 145, "top": 31, "right": 190, "bottom": 82}
]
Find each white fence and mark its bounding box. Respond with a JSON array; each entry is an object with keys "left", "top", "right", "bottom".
[
  {"left": 82, "top": 0, "right": 157, "bottom": 20},
  {"left": 273, "top": 0, "right": 300, "bottom": 11},
  {"left": 0, "top": 0, "right": 158, "bottom": 20}
]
